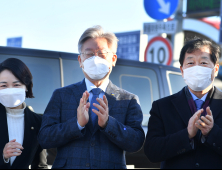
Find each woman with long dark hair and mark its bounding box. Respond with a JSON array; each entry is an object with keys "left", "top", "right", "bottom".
[{"left": 0, "top": 58, "right": 47, "bottom": 169}]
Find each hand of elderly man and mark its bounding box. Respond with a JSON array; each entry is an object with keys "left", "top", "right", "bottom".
[
  {"left": 77, "top": 91, "right": 90, "bottom": 127},
  {"left": 195, "top": 107, "right": 214, "bottom": 136},
  {"left": 188, "top": 109, "right": 203, "bottom": 139},
  {"left": 92, "top": 95, "right": 109, "bottom": 129},
  {"left": 3, "top": 139, "right": 23, "bottom": 159}
]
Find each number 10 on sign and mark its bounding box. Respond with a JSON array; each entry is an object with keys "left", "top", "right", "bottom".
[{"left": 144, "top": 36, "right": 173, "bottom": 65}]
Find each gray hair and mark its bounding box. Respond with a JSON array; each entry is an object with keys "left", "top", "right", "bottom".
[{"left": 78, "top": 25, "right": 118, "bottom": 54}]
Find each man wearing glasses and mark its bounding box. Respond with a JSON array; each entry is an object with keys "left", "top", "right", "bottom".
[{"left": 38, "top": 25, "right": 145, "bottom": 169}]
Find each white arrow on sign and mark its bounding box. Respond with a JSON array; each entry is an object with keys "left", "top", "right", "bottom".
[{"left": 157, "top": 0, "right": 171, "bottom": 15}]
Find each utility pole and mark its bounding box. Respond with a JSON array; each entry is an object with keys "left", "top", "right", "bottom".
[
  {"left": 219, "top": 0, "right": 222, "bottom": 44},
  {"left": 171, "top": 0, "right": 184, "bottom": 68},
  {"left": 219, "top": 0, "right": 222, "bottom": 64}
]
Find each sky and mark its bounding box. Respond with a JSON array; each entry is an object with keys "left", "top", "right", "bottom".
[
  {"left": 0, "top": 0, "right": 157, "bottom": 53},
  {"left": 0, "top": 0, "right": 220, "bottom": 54}
]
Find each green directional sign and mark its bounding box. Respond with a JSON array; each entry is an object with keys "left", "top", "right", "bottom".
[{"left": 186, "top": 0, "right": 221, "bottom": 18}]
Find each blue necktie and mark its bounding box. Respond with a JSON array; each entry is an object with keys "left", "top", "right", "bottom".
[
  {"left": 90, "top": 88, "right": 102, "bottom": 127},
  {"left": 195, "top": 99, "right": 204, "bottom": 111}
]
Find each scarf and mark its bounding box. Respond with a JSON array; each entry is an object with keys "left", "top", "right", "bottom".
[{"left": 185, "top": 86, "right": 214, "bottom": 117}]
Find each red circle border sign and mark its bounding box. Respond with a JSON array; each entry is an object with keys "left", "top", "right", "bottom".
[{"left": 144, "top": 36, "right": 173, "bottom": 66}]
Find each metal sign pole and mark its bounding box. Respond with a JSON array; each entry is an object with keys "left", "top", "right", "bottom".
[
  {"left": 219, "top": 0, "right": 222, "bottom": 44},
  {"left": 171, "top": 0, "right": 184, "bottom": 68}
]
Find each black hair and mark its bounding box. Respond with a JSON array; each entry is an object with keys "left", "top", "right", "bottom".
[
  {"left": 0, "top": 58, "right": 34, "bottom": 98},
  {"left": 179, "top": 37, "right": 220, "bottom": 66}
]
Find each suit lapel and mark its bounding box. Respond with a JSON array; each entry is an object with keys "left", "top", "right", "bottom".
[
  {"left": 171, "top": 88, "right": 192, "bottom": 127},
  {"left": 72, "top": 79, "right": 87, "bottom": 105},
  {"left": 0, "top": 104, "right": 10, "bottom": 168},
  {"left": 0, "top": 104, "right": 9, "bottom": 145},
  {"left": 210, "top": 87, "right": 222, "bottom": 120},
  {"left": 105, "top": 81, "right": 118, "bottom": 113},
  {"left": 11, "top": 108, "right": 35, "bottom": 168}
]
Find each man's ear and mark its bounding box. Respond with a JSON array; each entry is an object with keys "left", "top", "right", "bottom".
[
  {"left": 78, "top": 55, "right": 83, "bottom": 68},
  {"left": 214, "top": 64, "right": 220, "bottom": 77},
  {"left": 112, "top": 54, "right": 117, "bottom": 67},
  {"left": 180, "top": 66, "right": 184, "bottom": 78}
]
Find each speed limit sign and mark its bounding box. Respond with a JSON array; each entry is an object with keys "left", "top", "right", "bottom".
[{"left": 144, "top": 36, "right": 173, "bottom": 65}]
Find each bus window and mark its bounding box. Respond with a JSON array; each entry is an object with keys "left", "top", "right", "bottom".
[
  {"left": 120, "top": 75, "right": 153, "bottom": 126},
  {"left": 63, "top": 59, "right": 85, "bottom": 86},
  {"left": 0, "top": 54, "right": 61, "bottom": 114},
  {"left": 167, "top": 71, "right": 186, "bottom": 95},
  {"left": 110, "top": 66, "right": 159, "bottom": 126}
]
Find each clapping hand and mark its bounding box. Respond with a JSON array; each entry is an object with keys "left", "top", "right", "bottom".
[
  {"left": 77, "top": 91, "right": 90, "bottom": 127},
  {"left": 188, "top": 109, "right": 202, "bottom": 139},
  {"left": 195, "top": 107, "right": 214, "bottom": 136},
  {"left": 92, "top": 95, "right": 109, "bottom": 128}
]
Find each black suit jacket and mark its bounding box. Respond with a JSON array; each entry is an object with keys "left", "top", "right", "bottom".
[
  {"left": 144, "top": 87, "right": 222, "bottom": 169},
  {"left": 0, "top": 104, "right": 48, "bottom": 169}
]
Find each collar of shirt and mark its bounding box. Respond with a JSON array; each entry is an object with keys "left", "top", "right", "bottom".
[
  {"left": 85, "top": 78, "right": 109, "bottom": 93},
  {"left": 188, "top": 89, "right": 208, "bottom": 102}
]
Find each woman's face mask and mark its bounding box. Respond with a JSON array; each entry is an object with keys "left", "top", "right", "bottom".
[
  {"left": 183, "top": 66, "right": 215, "bottom": 91},
  {"left": 0, "top": 88, "right": 26, "bottom": 108},
  {"left": 0, "top": 69, "right": 27, "bottom": 108}
]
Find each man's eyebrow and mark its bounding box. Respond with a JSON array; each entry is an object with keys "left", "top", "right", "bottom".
[
  {"left": 0, "top": 82, "right": 7, "bottom": 84},
  {"left": 84, "top": 48, "right": 93, "bottom": 51},
  {"left": 201, "top": 56, "right": 210, "bottom": 60},
  {"left": 84, "top": 48, "right": 106, "bottom": 51},
  {"left": 186, "top": 56, "right": 193, "bottom": 60}
]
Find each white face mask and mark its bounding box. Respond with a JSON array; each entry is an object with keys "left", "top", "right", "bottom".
[
  {"left": 82, "top": 56, "right": 110, "bottom": 80},
  {"left": 0, "top": 88, "right": 26, "bottom": 108},
  {"left": 183, "top": 66, "right": 214, "bottom": 91}
]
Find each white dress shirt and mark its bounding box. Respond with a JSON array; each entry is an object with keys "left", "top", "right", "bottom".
[
  {"left": 3, "top": 103, "right": 26, "bottom": 165},
  {"left": 77, "top": 78, "right": 109, "bottom": 130},
  {"left": 189, "top": 89, "right": 208, "bottom": 103}
]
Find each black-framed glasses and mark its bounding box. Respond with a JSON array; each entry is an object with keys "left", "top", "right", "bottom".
[{"left": 80, "top": 50, "right": 113, "bottom": 59}]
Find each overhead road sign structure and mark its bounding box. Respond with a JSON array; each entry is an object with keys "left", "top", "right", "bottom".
[
  {"left": 144, "top": 20, "right": 178, "bottom": 35},
  {"left": 115, "top": 31, "right": 141, "bottom": 61},
  {"left": 144, "top": 0, "right": 179, "bottom": 20},
  {"left": 186, "top": 0, "right": 220, "bottom": 18},
  {"left": 144, "top": 36, "right": 173, "bottom": 66},
  {"left": 7, "top": 37, "right": 22, "bottom": 48}
]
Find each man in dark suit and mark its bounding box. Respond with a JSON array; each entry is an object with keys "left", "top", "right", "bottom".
[
  {"left": 144, "top": 38, "right": 222, "bottom": 169},
  {"left": 38, "top": 25, "right": 145, "bottom": 169}
]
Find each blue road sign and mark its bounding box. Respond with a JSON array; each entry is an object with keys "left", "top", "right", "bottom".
[
  {"left": 7, "top": 37, "right": 22, "bottom": 48},
  {"left": 115, "top": 31, "right": 140, "bottom": 61},
  {"left": 144, "top": 0, "right": 179, "bottom": 20}
]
